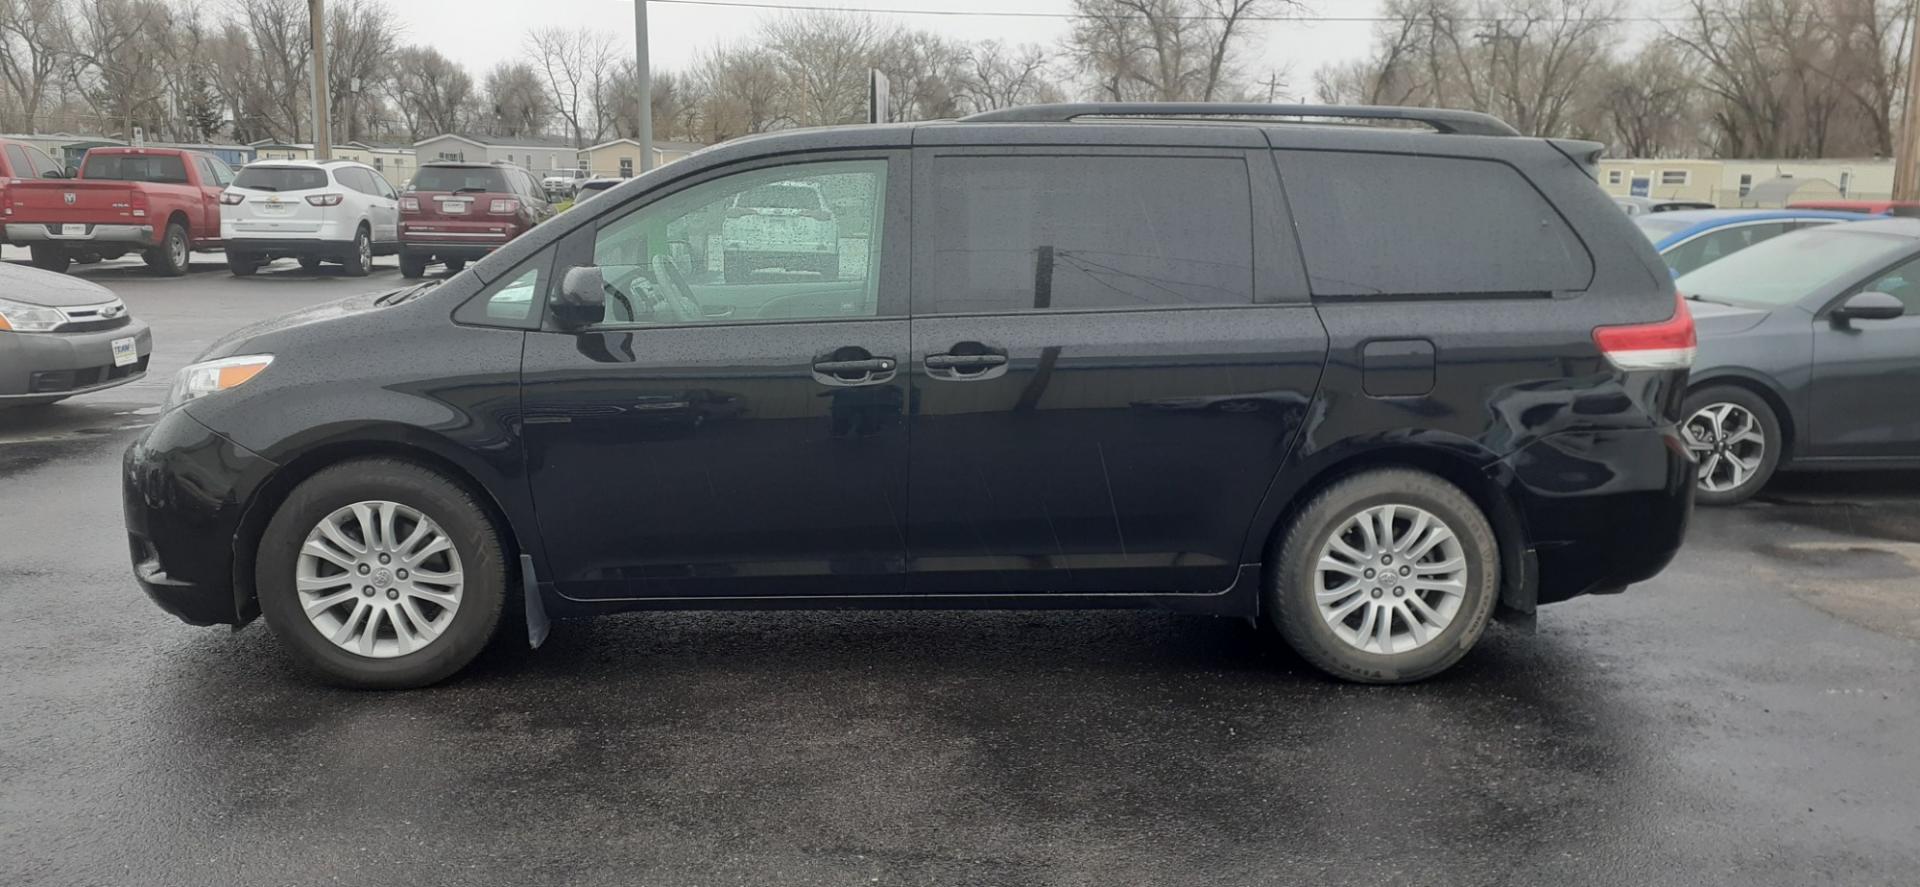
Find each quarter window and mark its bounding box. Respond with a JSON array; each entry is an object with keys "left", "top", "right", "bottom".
[
  {"left": 920, "top": 154, "right": 1253, "bottom": 314},
  {"left": 584, "top": 159, "right": 887, "bottom": 326},
  {"left": 1664, "top": 223, "right": 1791, "bottom": 277},
  {"left": 1275, "top": 151, "right": 1591, "bottom": 297}
]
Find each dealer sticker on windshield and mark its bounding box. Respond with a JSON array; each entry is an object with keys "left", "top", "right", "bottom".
[{"left": 111, "top": 337, "right": 137, "bottom": 368}]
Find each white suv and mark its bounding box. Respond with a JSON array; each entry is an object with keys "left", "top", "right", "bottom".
[
  {"left": 219, "top": 160, "right": 400, "bottom": 277},
  {"left": 720, "top": 180, "right": 839, "bottom": 282}
]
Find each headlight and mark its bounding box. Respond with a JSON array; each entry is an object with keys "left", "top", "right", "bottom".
[
  {"left": 166, "top": 355, "right": 274, "bottom": 410},
  {"left": 0, "top": 297, "right": 66, "bottom": 332}
]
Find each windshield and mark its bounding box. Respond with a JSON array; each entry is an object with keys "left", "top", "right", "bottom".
[
  {"left": 82, "top": 153, "right": 188, "bottom": 184},
  {"left": 1635, "top": 216, "right": 1694, "bottom": 242},
  {"left": 735, "top": 184, "right": 821, "bottom": 210},
  {"left": 411, "top": 167, "right": 509, "bottom": 193},
  {"left": 1674, "top": 227, "right": 1912, "bottom": 307},
  {"left": 234, "top": 167, "right": 328, "bottom": 192}
]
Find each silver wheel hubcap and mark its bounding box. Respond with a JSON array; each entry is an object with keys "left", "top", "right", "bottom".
[
  {"left": 170, "top": 234, "right": 186, "bottom": 266},
  {"left": 1314, "top": 504, "right": 1467, "bottom": 655},
  {"left": 358, "top": 236, "right": 370, "bottom": 267},
  {"left": 296, "top": 500, "right": 464, "bottom": 659},
  {"left": 1683, "top": 402, "right": 1765, "bottom": 493}
]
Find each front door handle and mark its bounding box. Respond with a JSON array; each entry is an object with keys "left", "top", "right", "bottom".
[{"left": 812, "top": 355, "right": 897, "bottom": 387}]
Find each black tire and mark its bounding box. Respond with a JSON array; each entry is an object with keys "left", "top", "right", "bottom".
[
  {"left": 143, "top": 221, "right": 190, "bottom": 276},
  {"left": 228, "top": 251, "right": 261, "bottom": 277},
  {"left": 298, "top": 256, "right": 323, "bottom": 271},
  {"left": 28, "top": 244, "right": 70, "bottom": 273},
  {"left": 342, "top": 227, "right": 372, "bottom": 277},
  {"left": 1682, "top": 385, "right": 1782, "bottom": 506},
  {"left": 1268, "top": 468, "right": 1500, "bottom": 684},
  {"left": 399, "top": 250, "right": 428, "bottom": 279},
  {"left": 255, "top": 459, "right": 509, "bottom": 689},
  {"left": 444, "top": 258, "right": 466, "bottom": 274}
]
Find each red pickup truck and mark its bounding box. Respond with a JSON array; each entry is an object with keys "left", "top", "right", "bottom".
[{"left": 2, "top": 147, "right": 234, "bottom": 275}]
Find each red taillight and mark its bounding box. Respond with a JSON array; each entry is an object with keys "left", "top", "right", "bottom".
[
  {"left": 305, "top": 193, "right": 344, "bottom": 207},
  {"left": 1594, "top": 291, "right": 1696, "bottom": 371},
  {"left": 399, "top": 196, "right": 419, "bottom": 212},
  {"left": 488, "top": 198, "right": 520, "bottom": 214},
  {"left": 128, "top": 188, "right": 147, "bottom": 217},
  {"left": 218, "top": 190, "right": 244, "bottom": 205}
]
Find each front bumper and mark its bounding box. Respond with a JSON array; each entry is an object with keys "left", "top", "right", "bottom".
[
  {"left": 123, "top": 408, "right": 279, "bottom": 626},
  {"left": 1501, "top": 425, "right": 1694, "bottom": 606},
  {"left": 0, "top": 322, "right": 152, "bottom": 401},
  {"left": 4, "top": 223, "right": 156, "bottom": 246}
]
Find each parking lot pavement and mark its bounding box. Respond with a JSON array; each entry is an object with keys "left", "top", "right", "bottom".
[{"left": 2, "top": 268, "right": 1918, "bottom": 886}]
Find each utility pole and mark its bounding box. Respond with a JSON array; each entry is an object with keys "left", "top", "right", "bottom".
[
  {"left": 309, "top": 0, "right": 332, "bottom": 159},
  {"left": 635, "top": 0, "right": 652, "bottom": 173},
  {"left": 1896, "top": 5, "right": 1920, "bottom": 201}
]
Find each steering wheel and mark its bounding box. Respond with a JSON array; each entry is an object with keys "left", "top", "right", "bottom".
[
  {"left": 652, "top": 254, "right": 703, "bottom": 322},
  {"left": 601, "top": 273, "right": 642, "bottom": 323}
]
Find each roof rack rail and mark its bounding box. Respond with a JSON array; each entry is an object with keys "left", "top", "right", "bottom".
[{"left": 958, "top": 102, "right": 1520, "bottom": 137}]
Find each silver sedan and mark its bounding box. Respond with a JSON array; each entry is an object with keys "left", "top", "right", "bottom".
[{"left": 0, "top": 262, "right": 153, "bottom": 407}]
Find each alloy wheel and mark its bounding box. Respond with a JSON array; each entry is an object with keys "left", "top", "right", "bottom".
[
  {"left": 1314, "top": 504, "right": 1467, "bottom": 655},
  {"left": 295, "top": 500, "right": 464, "bottom": 658},
  {"left": 1683, "top": 402, "right": 1766, "bottom": 493},
  {"left": 357, "top": 234, "right": 371, "bottom": 270},
  {"left": 168, "top": 232, "right": 187, "bottom": 268}
]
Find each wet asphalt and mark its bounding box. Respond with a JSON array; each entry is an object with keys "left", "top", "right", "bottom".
[{"left": 1, "top": 255, "right": 1917, "bottom": 886}]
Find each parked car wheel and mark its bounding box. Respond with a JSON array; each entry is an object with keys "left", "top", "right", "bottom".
[
  {"left": 298, "top": 256, "right": 323, "bottom": 271},
  {"left": 444, "top": 258, "right": 466, "bottom": 274},
  {"left": 342, "top": 226, "right": 372, "bottom": 277},
  {"left": 1269, "top": 468, "right": 1499, "bottom": 684},
  {"left": 1682, "top": 385, "right": 1782, "bottom": 506},
  {"left": 228, "top": 251, "right": 262, "bottom": 277},
  {"left": 255, "top": 459, "right": 508, "bottom": 689},
  {"left": 399, "top": 250, "right": 427, "bottom": 279},
  {"left": 143, "top": 222, "right": 190, "bottom": 276},
  {"left": 28, "top": 244, "right": 70, "bottom": 274}
]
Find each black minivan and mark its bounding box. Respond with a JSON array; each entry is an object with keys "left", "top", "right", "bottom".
[{"left": 124, "top": 104, "right": 1695, "bottom": 689}]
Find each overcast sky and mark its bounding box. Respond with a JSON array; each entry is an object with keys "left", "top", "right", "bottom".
[{"left": 387, "top": 0, "right": 1388, "bottom": 101}]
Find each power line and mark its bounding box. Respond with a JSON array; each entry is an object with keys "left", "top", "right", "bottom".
[{"left": 645, "top": 0, "right": 1696, "bottom": 25}]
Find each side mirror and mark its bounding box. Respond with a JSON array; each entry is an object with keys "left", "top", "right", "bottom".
[
  {"left": 552, "top": 266, "right": 608, "bottom": 329},
  {"left": 1832, "top": 291, "right": 1905, "bottom": 326}
]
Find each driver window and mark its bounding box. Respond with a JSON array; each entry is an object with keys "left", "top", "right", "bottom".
[{"left": 588, "top": 159, "right": 887, "bottom": 326}]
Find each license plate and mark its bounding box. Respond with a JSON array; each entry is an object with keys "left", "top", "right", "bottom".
[
  {"left": 441, "top": 200, "right": 468, "bottom": 214},
  {"left": 111, "top": 337, "right": 138, "bottom": 368},
  {"left": 59, "top": 224, "right": 84, "bottom": 236},
  {"left": 259, "top": 201, "right": 289, "bottom": 215}
]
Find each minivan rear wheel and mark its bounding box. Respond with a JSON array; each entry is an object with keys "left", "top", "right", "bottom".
[
  {"left": 1269, "top": 468, "right": 1499, "bottom": 684},
  {"left": 256, "top": 459, "right": 508, "bottom": 689},
  {"left": 1682, "top": 385, "right": 1781, "bottom": 506}
]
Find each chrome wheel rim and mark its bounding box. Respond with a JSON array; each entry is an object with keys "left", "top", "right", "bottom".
[
  {"left": 1314, "top": 504, "right": 1467, "bottom": 655},
  {"left": 1683, "top": 403, "right": 1765, "bottom": 493},
  {"left": 296, "top": 500, "right": 464, "bottom": 659},
  {"left": 357, "top": 234, "right": 371, "bottom": 269}
]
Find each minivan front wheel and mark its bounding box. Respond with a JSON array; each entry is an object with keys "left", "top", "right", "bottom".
[
  {"left": 1270, "top": 469, "right": 1499, "bottom": 684},
  {"left": 256, "top": 459, "right": 507, "bottom": 689},
  {"left": 1681, "top": 386, "right": 1780, "bottom": 506}
]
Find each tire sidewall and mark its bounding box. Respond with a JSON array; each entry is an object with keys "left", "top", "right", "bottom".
[
  {"left": 1271, "top": 471, "right": 1500, "bottom": 683},
  {"left": 256, "top": 462, "right": 506, "bottom": 689},
  {"left": 399, "top": 250, "right": 426, "bottom": 279},
  {"left": 1682, "top": 386, "right": 1782, "bottom": 506},
  {"left": 343, "top": 227, "right": 372, "bottom": 277},
  {"left": 154, "top": 223, "right": 189, "bottom": 276}
]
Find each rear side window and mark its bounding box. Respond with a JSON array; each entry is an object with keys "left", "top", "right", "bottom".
[
  {"left": 1275, "top": 151, "right": 1592, "bottom": 297},
  {"left": 83, "top": 153, "right": 189, "bottom": 184},
  {"left": 1663, "top": 223, "right": 1791, "bottom": 277},
  {"left": 412, "top": 166, "right": 509, "bottom": 193},
  {"left": 921, "top": 155, "right": 1253, "bottom": 314},
  {"left": 235, "top": 166, "right": 327, "bottom": 192}
]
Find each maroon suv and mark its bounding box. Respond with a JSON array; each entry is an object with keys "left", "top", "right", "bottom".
[{"left": 398, "top": 162, "right": 553, "bottom": 278}]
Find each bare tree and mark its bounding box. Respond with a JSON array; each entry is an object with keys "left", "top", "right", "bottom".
[
  {"left": 324, "top": 0, "right": 398, "bottom": 143},
  {"left": 764, "top": 11, "right": 892, "bottom": 126},
  {"left": 1066, "top": 0, "right": 1302, "bottom": 102},
  {"left": 228, "top": 0, "right": 311, "bottom": 141},
  {"left": 64, "top": 0, "right": 178, "bottom": 139},
  {"left": 482, "top": 61, "right": 552, "bottom": 137},
  {"left": 953, "top": 39, "right": 1059, "bottom": 113},
  {"left": 387, "top": 45, "right": 472, "bottom": 139},
  {"left": 690, "top": 43, "right": 788, "bottom": 141},
  {"left": 1599, "top": 38, "right": 1704, "bottom": 157},
  {"left": 0, "top": 0, "right": 71, "bottom": 132},
  {"left": 527, "top": 26, "right": 615, "bottom": 146}
]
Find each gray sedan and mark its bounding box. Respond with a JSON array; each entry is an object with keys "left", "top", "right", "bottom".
[
  {"left": 0, "top": 262, "right": 153, "bottom": 407},
  {"left": 1678, "top": 217, "right": 1920, "bottom": 504}
]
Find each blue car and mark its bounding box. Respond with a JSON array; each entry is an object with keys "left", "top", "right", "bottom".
[{"left": 1635, "top": 209, "right": 1872, "bottom": 277}]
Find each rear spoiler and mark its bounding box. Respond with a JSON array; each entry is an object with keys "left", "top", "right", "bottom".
[{"left": 1549, "top": 139, "right": 1605, "bottom": 181}]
